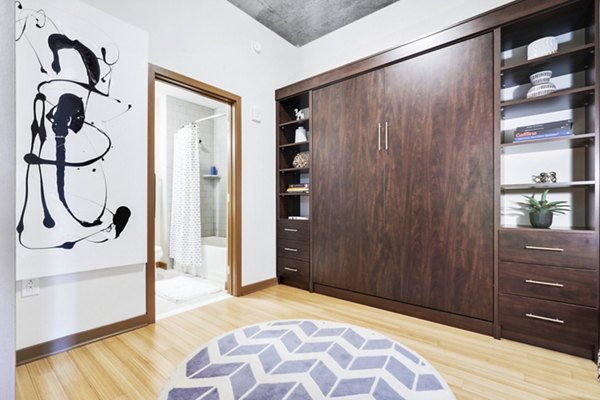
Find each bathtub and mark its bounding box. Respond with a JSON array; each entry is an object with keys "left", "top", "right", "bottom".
[{"left": 202, "top": 236, "right": 227, "bottom": 282}]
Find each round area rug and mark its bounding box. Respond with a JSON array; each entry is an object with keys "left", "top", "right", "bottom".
[{"left": 159, "top": 320, "right": 455, "bottom": 400}]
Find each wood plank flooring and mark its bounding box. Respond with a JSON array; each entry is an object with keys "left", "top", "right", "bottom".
[{"left": 16, "top": 285, "right": 600, "bottom": 399}]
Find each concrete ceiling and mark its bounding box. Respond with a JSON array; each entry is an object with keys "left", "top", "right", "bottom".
[{"left": 226, "top": 0, "right": 400, "bottom": 47}]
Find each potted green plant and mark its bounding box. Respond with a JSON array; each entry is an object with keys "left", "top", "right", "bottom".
[{"left": 518, "top": 190, "right": 570, "bottom": 229}]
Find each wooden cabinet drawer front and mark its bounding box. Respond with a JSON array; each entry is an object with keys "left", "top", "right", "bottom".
[
  {"left": 277, "top": 257, "right": 309, "bottom": 281},
  {"left": 278, "top": 220, "right": 310, "bottom": 242},
  {"left": 499, "top": 262, "right": 597, "bottom": 307},
  {"left": 499, "top": 294, "right": 597, "bottom": 345},
  {"left": 499, "top": 230, "right": 597, "bottom": 269},
  {"left": 277, "top": 239, "right": 309, "bottom": 261}
]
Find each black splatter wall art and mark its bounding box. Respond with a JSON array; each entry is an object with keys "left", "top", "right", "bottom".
[{"left": 15, "top": 0, "right": 148, "bottom": 279}]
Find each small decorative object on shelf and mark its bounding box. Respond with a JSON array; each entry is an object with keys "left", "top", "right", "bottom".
[
  {"left": 527, "top": 36, "right": 558, "bottom": 60},
  {"left": 286, "top": 183, "right": 309, "bottom": 193},
  {"left": 527, "top": 70, "right": 557, "bottom": 98},
  {"left": 294, "top": 108, "right": 305, "bottom": 120},
  {"left": 292, "top": 151, "right": 309, "bottom": 168},
  {"left": 295, "top": 126, "right": 308, "bottom": 142},
  {"left": 210, "top": 165, "right": 218, "bottom": 175},
  {"left": 513, "top": 119, "right": 573, "bottom": 142},
  {"left": 532, "top": 171, "right": 557, "bottom": 183},
  {"left": 518, "top": 189, "right": 570, "bottom": 229}
]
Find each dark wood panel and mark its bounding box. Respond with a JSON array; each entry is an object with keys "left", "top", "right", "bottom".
[
  {"left": 499, "top": 294, "right": 597, "bottom": 357},
  {"left": 498, "top": 229, "right": 597, "bottom": 269},
  {"left": 276, "top": 0, "right": 571, "bottom": 100},
  {"left": 277, "top": 219, "right": 310, "bottom": 242},
  {"left": 499, "top": 261, "right": 597, "bottom": 307},
  {"left": 381, "top": 34, "right": 494, "bottom": 320},
  {"left": 277, "top": 239, "right": 310, "bottom": 262},
  {"left": 314, "top": 284, "right": 493, "bottom": 335},
  {"left": 311, "top": 70, "right": 386, "bottom": 295}
]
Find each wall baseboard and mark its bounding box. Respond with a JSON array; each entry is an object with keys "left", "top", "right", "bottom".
[
  {"left": 16, "top": 314, "right": 148, "bottom": 365},
  {"left": 17, "top": 278, "right": 278, "bottom": 364},
  {"left": 241, "top": 278, "right": 278, "bottom": 296}
]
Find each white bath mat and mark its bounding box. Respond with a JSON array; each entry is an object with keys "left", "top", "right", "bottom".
[{"left": 156, "top": 276, "right": 223, "bottom": 303}]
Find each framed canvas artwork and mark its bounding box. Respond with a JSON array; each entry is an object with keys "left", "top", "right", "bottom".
[{"left": 15, "top": 0, "right": 148, "bottom": 279}]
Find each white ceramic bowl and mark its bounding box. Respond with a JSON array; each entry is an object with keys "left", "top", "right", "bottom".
[
  {"left": 527, "top": 82, "right": 557, "bottom": 98},
  {"left": 529, "top": 70, "right": 553, "bottom": 85},
  {"left": 527, "top": 36, "right": 558, "bottom": 60}
]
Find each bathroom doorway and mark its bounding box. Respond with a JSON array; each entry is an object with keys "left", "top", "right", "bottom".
[{"left": 147, "top": 65, "right": 241, "bottom": 321}]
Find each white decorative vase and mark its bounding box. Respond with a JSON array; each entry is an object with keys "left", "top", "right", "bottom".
[
  {"left": 527, "top": 70, "right": 556, "bottom": 98},
  {"left": 295, "top": 126, "right": 308, "bottom": 142}
]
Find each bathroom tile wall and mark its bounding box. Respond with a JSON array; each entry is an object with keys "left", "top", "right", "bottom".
[{"left": 213, "top": 105, "right": 229, "bottom": 237}]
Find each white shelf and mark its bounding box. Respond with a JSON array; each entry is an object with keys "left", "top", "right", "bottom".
[{"left": 203, "top": 175, "right": 221, "bottom": 180}]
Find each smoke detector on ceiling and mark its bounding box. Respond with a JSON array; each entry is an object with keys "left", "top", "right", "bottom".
[{"left": 251, "top": 40, "right": 262, "bottom": 54}]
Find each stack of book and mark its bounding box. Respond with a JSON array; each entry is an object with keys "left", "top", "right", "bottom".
[
  {"left": 286, "top": 183, "right": 309, "bottom": 193},
  {"left": 513, "top": 119, "right": 573, "bottom": 142}
]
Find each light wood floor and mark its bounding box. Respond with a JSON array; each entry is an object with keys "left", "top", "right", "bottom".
[{"left": 16, "top": 285, "right": 600, "bottom": 399}]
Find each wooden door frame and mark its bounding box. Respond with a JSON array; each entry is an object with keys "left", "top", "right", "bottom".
[{"left": 146, "top": 64, "right": 242, "bottom": 323}]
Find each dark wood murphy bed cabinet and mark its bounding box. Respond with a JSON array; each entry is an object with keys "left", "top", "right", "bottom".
[
  {"left": 276, "top": 0, "right": 600, "bottom": 360},
  {"left": 312, "top": 35, "right": 494, "bottom": 327}
]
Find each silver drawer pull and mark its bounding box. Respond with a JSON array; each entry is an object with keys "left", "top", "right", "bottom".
[
  {"left": 524, "top": 245, "right": 564, "bottom": 252},
  {"left": 525, "top": 313, "right": 564, "bottom": 324},
  {"left": 284, "top": 228, "right": 298, "bottom": 232},
  {"left": 283, "top": 267, "right": 298, "bottom": 272},
  {"left": 284, "top": 247, "right": 298, "bottom": 252},
  {"left": 525, "top": 279, "right": 564, "bottom": 288}
]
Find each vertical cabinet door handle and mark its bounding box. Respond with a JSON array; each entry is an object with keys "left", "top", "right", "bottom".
[
  {"left": 378, "top": 123, "right": 382, "bottom": 151},
  {"left": 385, "top": 122, "right": 389, "bottom": 150}
]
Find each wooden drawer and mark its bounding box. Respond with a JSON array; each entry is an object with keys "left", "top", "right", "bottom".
[
  {"left": 277, "top": 239, "right": 309, "bottom": 261},
  {"left": 278, "top": 220, "right": 310, "bottom": 242},
  {"left": 499, "top": 230, "right": 596, "bottom": 269},
  {"left": 499, "top": 262, "right": 597, "bottom": 307},
  {"left": 277, "top": 257, "right": 309, "bottom": 282},
  {"left": 499, "top": 294, "right": 597, "bottom": 350}
]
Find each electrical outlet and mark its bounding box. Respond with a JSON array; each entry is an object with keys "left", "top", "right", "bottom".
[{"left": 22, "top": 278, "right": 40, "bottom": 297}]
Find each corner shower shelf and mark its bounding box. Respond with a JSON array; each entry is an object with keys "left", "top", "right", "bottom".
[{"left": 203, "top": 175, "right": 221, "bottom": 180}]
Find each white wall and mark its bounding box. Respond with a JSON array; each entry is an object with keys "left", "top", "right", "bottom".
[
  {"left": 15, "top": 0, "right": 149, "bottom": 350},
  {"left": 16, "top": 265, "right": 145, "bottom": 349},
  {"left": 15, "top": 0, "right": 520, "bottom": 351},
  {"left": 1, "top": 0, "right": 16, "bottom": 394},
  {"left": 81, "top": 0, "right": 299, "bottom": 288},
  {"left": 292, "top": 0, "right": 515, "bottom": 82}
]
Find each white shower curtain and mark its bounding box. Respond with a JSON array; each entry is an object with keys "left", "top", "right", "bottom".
[{"left": 169, "top": 125, "right": 204, "bottom": 277}]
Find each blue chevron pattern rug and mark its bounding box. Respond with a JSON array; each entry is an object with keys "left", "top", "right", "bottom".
[{"left": 159, "top": 320, "right": 455, "bottom": 399}]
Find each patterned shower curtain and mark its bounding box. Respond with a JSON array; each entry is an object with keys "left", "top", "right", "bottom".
[{"left": 169, "top": 125, "right": 204, "bottom": 277}]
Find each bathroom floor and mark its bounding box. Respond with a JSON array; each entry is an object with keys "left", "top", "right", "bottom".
[{"left": 155, "top": 268, "right": 229, "bottom": 319}]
